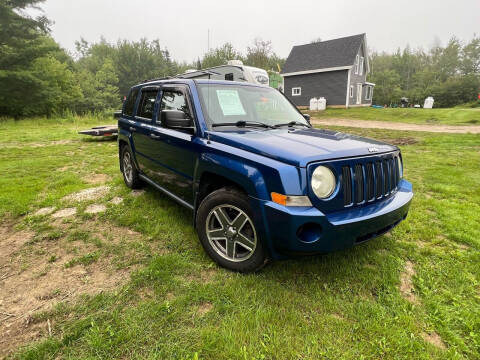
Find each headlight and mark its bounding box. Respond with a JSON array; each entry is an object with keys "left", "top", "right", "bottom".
[
  {"left": 311, "top": 166, "right": 336, "bottom": 199},
  {"left": 397, "top": 156, "right": 403, "bottom": 178}
]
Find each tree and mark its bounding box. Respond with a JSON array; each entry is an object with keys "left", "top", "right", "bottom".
[
  {"left": 201, "top": 43, "right": 241, "bottom": 68},
  {"left": 0, "top": 0, "right": 73, "bottom": 117},
  {"left": 245, "top": 38, "right": 274, "bottom": 70},
  {"left": 461, "top": 36, "right": 480, "bottom": 75},
  {"left": 95, "top": 58, "right": 120, "bottom": 109},
  {"left": 29, "top": 56, "right": 82, "bottom": 116},
  {"left": 369, "top": 69, "right": 402, "bottom": 106}
]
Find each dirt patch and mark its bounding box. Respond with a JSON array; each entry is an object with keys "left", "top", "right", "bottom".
[
  {"left": 130, "top": 190, "right": 145, "bottom": 197},
  {"left": 383, "top": 137, "right": 419, "bottom": 146},
  {"left": 64, "top": 186, "right": 110, "bottom": 202},
  {"left": 0, "top": 226, "right": 34, "bottom": 267},
  {"left": 183, "top": 268, "right": 217, "bottom": 284},
  {"left": 34, "top": 207, "right": 56, "bottom": 216},
  {"left": 330, "top": 313, "right": 347, "bottom": 321},
  {"left": 166, "top": 292, "right": 176, "bottom": 301},
  {"left": 85, "top": 204, "right": 106, "bottom": 214},
  {"left": 196, "top": 302, "right": 213, "bottom": 316},
  {"left": 457, "top": 243, "right": 470, "bottom": 251},
  {"left": 310, "top": 118, "right": 480, "bottom": 134},
  {"left": 84, "top": 174, "right": 110, "bottom": 185},
  {"left": 422, "top": 331, "right": 446, "bottom": 350},
  {"left": 110, "top": 197, "right": 124, "bottom": 205},
  {"left": 28, "top": 140, "right": 74, "bottom": 148},
  {"left": 52, "top": 208, "right": 77, "bottom": 218},
  {"left": 0, "top": 219, "right": 141, "bottom": 357},
  {"left": 399, "top": 260, "right": 418, "bottom": 304}
]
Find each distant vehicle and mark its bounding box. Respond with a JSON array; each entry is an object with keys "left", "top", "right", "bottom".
[
  {"left": 117, "top": 78, "right": 413, "bottom": 272},
  {"left": 178, "top": 60, "right": 270, "bottom": 87}
]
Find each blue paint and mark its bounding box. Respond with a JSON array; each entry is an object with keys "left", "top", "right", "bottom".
[{"left": 118, "top": 79, "right": 413, "bottom": 260}]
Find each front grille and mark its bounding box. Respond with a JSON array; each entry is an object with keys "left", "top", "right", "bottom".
[{"left": 342, "top": 154, "right": 401, "bottom": 207}]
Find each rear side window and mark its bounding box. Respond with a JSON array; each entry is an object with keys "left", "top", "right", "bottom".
[
  {"left": 123, "top": 88, "right": 140, "bottom": 117},
  {"left": 137, "top": 89, "right": 158, "bottom": 120}
]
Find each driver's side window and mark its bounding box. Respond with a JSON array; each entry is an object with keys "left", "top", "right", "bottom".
[
  {"left": 159, "top": 88, "right": 194, "bottom": 133},
  {"left": 160, "top": 90, "right": 190, "bottom": 117}
]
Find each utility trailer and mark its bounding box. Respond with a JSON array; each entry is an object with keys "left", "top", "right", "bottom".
[{"left": 78, "top": 111, "right": 120, "bottom": 138}]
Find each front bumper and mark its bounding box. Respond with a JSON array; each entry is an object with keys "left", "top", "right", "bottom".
[{"left": 252, "top": 179, "right": 413, "bottom": 259}]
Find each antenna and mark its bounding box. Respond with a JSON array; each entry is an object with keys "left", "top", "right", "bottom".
[{"left": 207, "top": 29, "right": 210, "bottom": 52}]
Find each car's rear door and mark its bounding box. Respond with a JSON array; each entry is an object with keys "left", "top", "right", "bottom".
[{"left": 131, "top": 86, "right": 160, "bottom": 173}]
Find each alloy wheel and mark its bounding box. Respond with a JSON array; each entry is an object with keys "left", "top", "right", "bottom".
[{"left": 206, "top": 204, "right": 257, "bottom": 262}]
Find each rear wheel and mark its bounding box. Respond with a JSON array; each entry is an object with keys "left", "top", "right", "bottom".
[
  {"left": 121, "top": 146, "right": 142, "bottom": 189},
  {"left": 196, "top": 188, "right": 268, "bottom": 272}
]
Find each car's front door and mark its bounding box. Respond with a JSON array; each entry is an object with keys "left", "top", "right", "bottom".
[{"left": 147, "top": 85, "right": 198, "bottom": 205}]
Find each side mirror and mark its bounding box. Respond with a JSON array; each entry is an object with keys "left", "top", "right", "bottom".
[
  {"left": 162, "top": 110, "right": 193, "bottom": 129},
  {"left": 303, "top": 113, "right": 311, "bottom": 124}
]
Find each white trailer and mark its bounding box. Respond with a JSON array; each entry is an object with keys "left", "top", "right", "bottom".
[{"left": 178, "top": 60, "right": 270, "bottom": 86}]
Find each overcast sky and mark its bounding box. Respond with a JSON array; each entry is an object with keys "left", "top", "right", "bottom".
[{"left": 32, "top": 0, "right": 480, "bottom": 62}]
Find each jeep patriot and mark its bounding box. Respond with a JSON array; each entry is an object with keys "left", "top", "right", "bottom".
[{"left": 118, "top": 79, "right": 413, "bottom": 272}]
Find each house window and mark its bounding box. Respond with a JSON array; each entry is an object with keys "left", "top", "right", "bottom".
[
  {"left": 359, "top": 57, "right": 364, "bottom": 76},
  {"left": 292, "top": 87, "right": 301, "bottom": 96},
  {"left": 355, "top": 55, "right": 359, "bottom": 74},
  {"left": 350, "top": 85, "right": 353, "bottom": 98}
]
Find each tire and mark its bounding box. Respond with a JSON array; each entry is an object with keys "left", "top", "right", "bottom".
[
  {"left": 120, "top": 145, "right": 142, "bottom": 189},
  {"left": 196, "top": 187, "right": 268, "bottom": 273}
]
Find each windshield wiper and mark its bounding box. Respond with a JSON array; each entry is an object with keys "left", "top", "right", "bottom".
[
  {"left": 273, "top": 121, "right": 311, "bottom": 128},
  {"left": 212, "top": 120, "right": 275, "bottom": 129}
]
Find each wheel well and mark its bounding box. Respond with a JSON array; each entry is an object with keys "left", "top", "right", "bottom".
[
  {"left": 197, "top": 172, "right": 247, "bottom": 206},
  {"left": 118, "top": 140, "right": 128, "bottom": 170}
]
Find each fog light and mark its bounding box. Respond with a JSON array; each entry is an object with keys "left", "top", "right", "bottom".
[{"left": 296, "top": 222, "right": 322, "bottom": 243}]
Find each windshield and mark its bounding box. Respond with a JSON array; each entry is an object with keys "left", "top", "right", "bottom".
[{"left": 197, "top": 83, "right": 308, "bottom": 128}]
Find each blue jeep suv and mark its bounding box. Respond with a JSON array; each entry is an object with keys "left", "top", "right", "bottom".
[{"left": 118, "top": 79, "right": 413, "bottom": 272}]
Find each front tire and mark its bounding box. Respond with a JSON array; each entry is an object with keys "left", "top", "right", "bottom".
[
  {"left": 196, "top": 188, "right": 268, "bottom": 272},
  {"left": 121, "top": 145, "right": 142, "bottom": 189}
]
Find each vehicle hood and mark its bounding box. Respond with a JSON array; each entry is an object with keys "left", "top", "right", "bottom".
[{"left": 209, "top": 127, "right": 398, "bottom": 167}]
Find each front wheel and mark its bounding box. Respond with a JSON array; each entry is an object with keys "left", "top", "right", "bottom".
[{"left": 196, "top": 188, "right": 268, "bottom": 272}]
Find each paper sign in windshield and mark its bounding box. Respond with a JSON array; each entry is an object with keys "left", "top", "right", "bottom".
[{"left": 216, "top": 90, "right": 246, "bottom": 116}]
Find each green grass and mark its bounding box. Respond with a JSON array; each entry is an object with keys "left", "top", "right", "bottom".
[
  {"left": 306, "top": 107, "right": 480, "bottom": 125},
  {"left": 1, "top": 117, "right": 479, "bottom": 359}
]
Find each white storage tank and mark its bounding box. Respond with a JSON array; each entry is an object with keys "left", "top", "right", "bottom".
[
  {"left": 309, "top": 98, "right": 319, "bottom": 111},
  {"left": 424, "top": 97, "right": 434, "bottom": 109},
  {"left": 317, "top": 97, "right": 327, "bottom": 111}
]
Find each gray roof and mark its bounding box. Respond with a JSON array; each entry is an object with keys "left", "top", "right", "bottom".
[{"left": 281, "top": 34, "right": 365, "bottom": 74}]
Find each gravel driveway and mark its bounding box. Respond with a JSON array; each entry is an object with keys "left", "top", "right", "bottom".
[{"left": 311, "top": 118, "right": 480, "bottom": 134}]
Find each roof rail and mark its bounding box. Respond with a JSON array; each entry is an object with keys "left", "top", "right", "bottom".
[{"left": 141, "top": 76, "right": 173, "bottom": 83}]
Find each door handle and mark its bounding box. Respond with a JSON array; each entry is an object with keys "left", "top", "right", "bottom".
[
  {"left": 150, "top": 133, "right": 161, "bottom": 139},
  {"left": 129, "top": 127, "right": 136, "bottom": 132}
]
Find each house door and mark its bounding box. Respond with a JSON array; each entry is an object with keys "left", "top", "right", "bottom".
[{"left": 356, "top": 83, "right": 362, "bottom": 104}]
